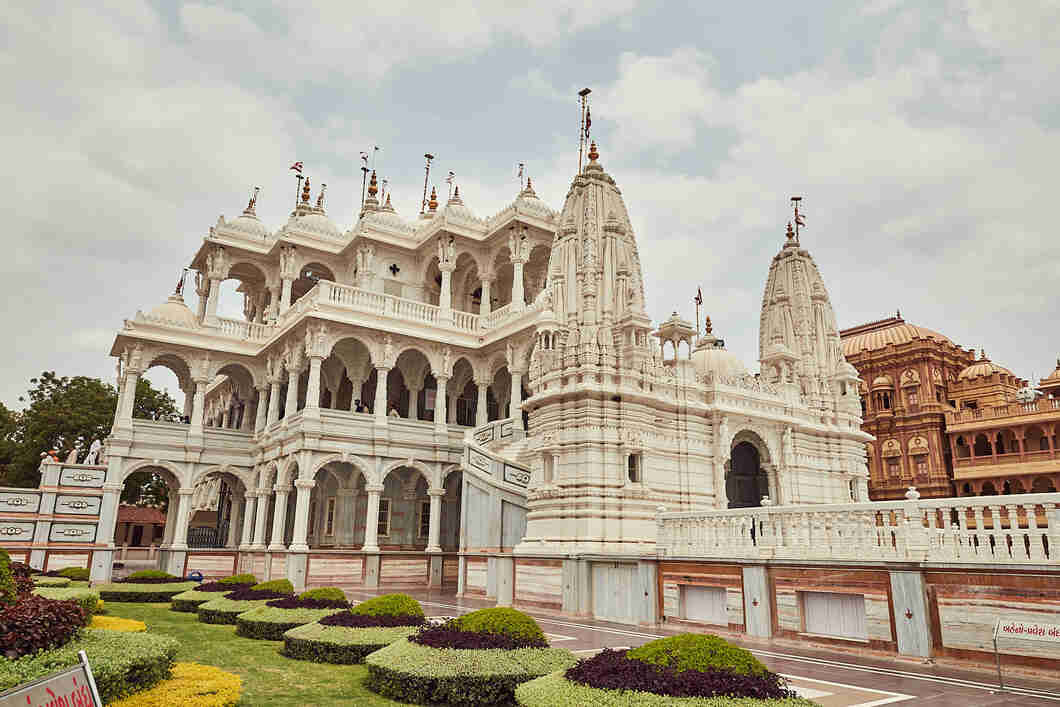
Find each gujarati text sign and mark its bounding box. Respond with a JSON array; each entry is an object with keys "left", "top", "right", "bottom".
[
  {"left": 995, "top": 619, "right": 1060, "bottom": 643},
  {"left": 0, "top": 650, "right": 102, "bottom": 706}
]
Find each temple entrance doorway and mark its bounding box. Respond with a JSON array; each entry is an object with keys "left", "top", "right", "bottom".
[{"left": 726, "top": 441, "right": 768, "bottom": 508}]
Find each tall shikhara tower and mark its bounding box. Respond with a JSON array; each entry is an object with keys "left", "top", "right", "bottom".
[{"left": 519, "top": 143, "right": 697, "bottom": 554}]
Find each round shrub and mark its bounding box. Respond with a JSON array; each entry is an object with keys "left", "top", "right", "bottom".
[
  {"left": 0, "top": 595, "right": 88, "bottom": 658},
  {"left": 250, "top": 578, "right": 294, "bottom": 594},
  {"left": 283, "top": 621, "right": 422, "bottom": 664},
  {"left": 196, "top": 594, "right": 281, "bottom": 625},
  {"left": 412, "top": 622, "right": 546, "bottom": 650},
  {"left": 235, "top": 604, "right": 346, "bottom": 641},
  {"left": 109, "top": 662, "right": 241, "bottom": 707},
  {"left": 91, "top": 615, "right": 146, "bottom": 632},
  {"left": 350, "top": 593, "right": 424, "bottom": 619},
  {"left": 627, "top": 634, "right": 768, "bottom": 677},
  {"left": 58, "top": 566, "right": 90, "bottom": 581},
  {"left": 516, "top": 670, "right": 817, "bottom": 706},
  {"left": 219, "top": 573, "right": 258, "bottom": 585},
  {"left": 32, "top": 587, "right": 101, "bottom": 615},
  {"left": 0, "top": 628, "right": 178, "bottom": 703},
  {"left": 0, "top": 550, "right": 16, "bottom": 608},
  {"left": 97, "top": 581, "right": 198, "bottom": 602},
  {"left": 299, "top": 586, "right": 346, "bottom": 602},
  {"left": 455, "top": 607, "right": 546, "bottom": 645},
  {"left": 197, "top": 580, "right": 255, "bottom": 593},
  {"left": 32, "top": 575, "right": 71, "bottom": 588},
  {"left": 365, "top": 638, "right": 578, "bottom": 705}
]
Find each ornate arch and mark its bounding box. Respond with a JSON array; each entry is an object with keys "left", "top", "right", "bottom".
[
  {"left": 380, "top": 458, "right": 436, "bottom": 489},
  {"left": 441, "top": 464, "right": 462, "bottom": 486},
  {"left": 719, "top": 422, "right": 778, "bottom": 468},
  {"left": 309, "top": 453, "right": 374, "bottom": 486},
  {"left": 117, "top": 459, "right": 186, "bottom": 488},
  {"left": 189, "top": 464, "right": 252, "bottom": 493},
  {"left": 208, "top": 358, "right": 264, "bottom": 390}
]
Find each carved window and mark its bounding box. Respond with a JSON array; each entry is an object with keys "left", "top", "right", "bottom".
[
  {"left": 915, "top": 458, "right": 928, "bottom": 478},
  {"left": 418, "top": 500, "right": 430, "bottom": 538},
  {"left": 543, "top": 454, "right": 554, "bottom": 485},
  {"left": 860, "top": 397, "right": 867, "bottom": 416},
  {"left": 377, "top": 499, "right": 391, "bottom": 537},
  {"left": 627, "top": 453, "right": 643, "bottom": 483},
  {"left": 935, "top": 387, "right": 943, "bottom": 403},
  {"left": 907, "top": 389, "right": 919, "bottom": 406},
  {"left": 887, "top": 459, "right": 900, "bottom": 478},
  {"left": 325, "top": 497, "right": 336, "bottom": 536}
]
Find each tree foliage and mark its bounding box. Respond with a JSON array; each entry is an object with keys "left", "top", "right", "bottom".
[{"left": 0, "top": 372, "right": 178, "bottom": 489}]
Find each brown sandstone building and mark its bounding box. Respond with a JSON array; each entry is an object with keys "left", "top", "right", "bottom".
[{"left": 840, "top": 314, "right": 1060, "bottom": 500}]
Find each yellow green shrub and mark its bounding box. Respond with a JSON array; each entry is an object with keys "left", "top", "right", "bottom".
[
  {"left": 90, "top": 616, "right": 146, "bottom": 632},
  {"left": 109, "top": 662, "right": 241, "bottom": 707}
]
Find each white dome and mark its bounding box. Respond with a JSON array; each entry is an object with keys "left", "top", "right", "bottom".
[
  {"left": 291, "top": 212, "right": 342, "bottom": 239},
  {"left": 224, "top": 213, "right": 270, "bottom": 238},
  {"left": 147, "top": 294, "right": 198, "bottom": 328},
  {"left": 692, "top": 336, "right": 748, "bottom": 379}
]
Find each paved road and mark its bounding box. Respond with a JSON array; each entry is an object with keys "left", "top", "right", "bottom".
[{"left": 345, "top": 588, "right": 1059, "bottom": 706}]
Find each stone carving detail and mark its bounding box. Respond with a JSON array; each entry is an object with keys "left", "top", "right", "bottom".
[
  {"left": 279, "top": 245, "right": 298, "bottom": 279},
  {"left": 205, "top": 245, "right": 229, "bottom": 280}
]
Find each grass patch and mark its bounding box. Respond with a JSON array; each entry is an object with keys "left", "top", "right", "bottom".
[{"left": 105, "top": 602, "right": 407, "bottom": 706}]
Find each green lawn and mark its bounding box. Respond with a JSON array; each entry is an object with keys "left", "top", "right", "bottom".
[{"left": 105, "top": 602, "right": 403, "bottom": 706}]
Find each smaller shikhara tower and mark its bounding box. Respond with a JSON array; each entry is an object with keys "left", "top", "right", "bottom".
[{"left": 518, "top": 146, "right": 870, "bottom": 555}]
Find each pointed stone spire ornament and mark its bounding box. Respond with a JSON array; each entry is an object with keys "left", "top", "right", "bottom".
[
  {"left": 301, "top": 177, "right": 311, "bottom": 204},
  {"left": 382, "top": 192, "right": 395, "bottom": 212},
  {"left": 244, "top": 186, "right": 260, "bottom": 216},
  {"left": 588, "top": 140, "right": 599, "bottom": 162},
  {"left": 315, "top": 183, "right": 327, "bottom": 211},
  {"left": 428, "top": 186, "right": 438, "bottom": 212},
  {"left": 448, "top": 185, "right": 463, "bottom": 206}
]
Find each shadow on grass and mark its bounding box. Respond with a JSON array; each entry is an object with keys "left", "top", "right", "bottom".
[{"left": 105, "top": 602, "right": 406, "bottom": 706}]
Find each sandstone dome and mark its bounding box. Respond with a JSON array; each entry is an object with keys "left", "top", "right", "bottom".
[{"left": 147, "top": 294, "right": 198, "bottom": 328}]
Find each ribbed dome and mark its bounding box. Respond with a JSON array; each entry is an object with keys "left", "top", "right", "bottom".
[
  {"left": 224, "top": 212, "right": 270, "bottom": 238},
  {"left": 291, "top": 212, "right": 342, "bottom": 239},
  {"left": 871, "top": 374, "right": 894, "bottom": 389},
  {"left": 958, "top": 358, "right": 1013, "bottom": 381},
  {"left": 841, "top": 320, "right": 953, "bottom": 356},
  {"left": 147, "top": 294, "right": 198, "bottom": 328}
]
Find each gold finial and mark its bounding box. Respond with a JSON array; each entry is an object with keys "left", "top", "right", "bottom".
[
  {"left": 980, "top": 348, "right": 987, "bottom": 360},
  {"left": 526, "top": 177, "right": 533, "bottom": 190},
  {"left": 428, "top": 186, "right": 438, "bottom": 211},
  {"left": 383, "top": 193, "right": 393, "bottom": 211},
  {"left": 587, "top": 140, "right": 599, "bottom": 162},
  {"left": 316, "top": 183, "right": 326, "bottom": 209},
  {"left": 453, "top": 185, "right": 460, "bottom": 200},
  {"left": 367, "top": 170, "right": 378, "bottom": 198},
  {"left": 704, "top": 316, "right": 713, "bottom": 334},
  {"left": 786, "top": 222, "right": 795, "bottom": 240},
  {"left": 245, "top": 186, "right": 260, "bottom": 214},
  {"left": 301, "top": 177, "right": 311, "bottom": 203}
]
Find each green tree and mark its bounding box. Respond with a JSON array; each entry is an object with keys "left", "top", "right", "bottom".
[
  {"left": 121, "top": 470, "right": 171, "bottom": 511},
  {"left": 1, "top": 372, "right": 178, "bottom": 488}
]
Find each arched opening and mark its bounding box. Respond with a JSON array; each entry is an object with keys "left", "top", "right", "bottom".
[
  {"left": 187, "top": 470, "right": 247, "bottom": 549},
  {"left": 328, "top": 336, "right": 374, "bottom": 413},
  {"left": 1026, "top": 426, "right": 1047, "bottom": 452},
  {"left": 523, "top": 244, "right": 551, "bottom": 305},
  {"left": 440, "top": 470, "right": 462, "bottom": 552},
  {"left": 1031, "top": 476, "right": 1057, "bottom": 493},
  {"left": 726, "top": 437, "right": 769, "bottom": 509},
  {"left": 981, "top": 481, "right": 998, "bottom": 496},
  {"left": 116, "top": 464, "right": 178, "bottom": 553},
  {"left": 491, "top": 247, "right": 514, "bottom": 309},
  {"left": 955, "top": 436, "right": 971, "bottom": 459},
  {"left": 451, "top": 357, "right": 477, "bottom": 427},
  {"left": 133, "top": 354, "right": 189, "bottom": 424},
  {"left": 973, "top": 434, "right": 993, "bottom": 457},
  {"left": 450, "top": 253, "right": 480, "bottom": 313},
  {"left": 422, "top": 257, "right": 442, "bottom": 307},
  {"left": 290, "top": 262, "right": 336, "bottom": 307},
  {"left": 308, "top": 466, "right": 340, "bottom": 548},
  {"left": 380, "top": 466, "right": 430, "bottom": 550},
  {"left": 995, "top": 429, "right": 1019, "bottom": 455},
  {"left": 213, "top": 262, "right": 270, "bottom": 323},
  {"left": 204, "top": 362, "right": 257, "bottom": 431},
  {"left": 394, "top": 348, "right": 433, "bottom": 421},
  {"left": 488, "top": 365, "right": 510, "bottom": 421}
]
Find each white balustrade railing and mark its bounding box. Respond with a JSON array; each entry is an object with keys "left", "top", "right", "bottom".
[
  {"left": 214, "top": 316, "right": 269, "bottom": 341},
  {"left": 656, "top": 493, "right": 1060, "bottom": 565},
  {"left": 480, "top": 303, "right": 513, "bottom": 330}
]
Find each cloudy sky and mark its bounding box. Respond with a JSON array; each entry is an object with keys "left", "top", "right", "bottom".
[{"left": 2, "top": 1, "right": 1058, "bottom": 406}]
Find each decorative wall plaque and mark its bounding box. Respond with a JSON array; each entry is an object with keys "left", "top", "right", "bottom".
[
  {"left": 0, "top": 492, "right": 41, "bottom": 513},
  {"left": 503, "top": 464, "right": 530, "bottom": 487},
  {"left": 0, "top": 521, "right": 36, "bottom": 539},
  {"left": 467, "top": 449, "right": 490, "bottom": 472},
  {"left": 60, "top": 468, "right": 106, "bottom": 488},
  {"left": 54, "top": 495, "right": 102, "bottom": 516},
  {"left": 49, "top": 523, "right": 98, "bottom": 543}
]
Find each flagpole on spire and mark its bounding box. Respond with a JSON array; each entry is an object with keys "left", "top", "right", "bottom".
[
  {"left": 577, "top": 87, "right": 592, "bottom": 173},
  {"left": 791, "top": 196, "right": 805, "bottom": 243},
  {"left": 421, "top": 153, "right": 434, "bottom": 214},
  {"left": 359, "top": 152, "right": 370, "bottom": 212},
  {"left": 694, "top": 287, "right": 703, "bottom": 338},
  {"left": 289, "top": 161, "right": 304, "bottom": 209}
]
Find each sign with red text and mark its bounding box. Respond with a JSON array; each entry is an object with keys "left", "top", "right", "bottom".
[
  {"left": 995, "top": 619, "right": 1060, "bottom": 643},
  {"left": 0, "top": 650, "right": 102, "bottom": 706}
]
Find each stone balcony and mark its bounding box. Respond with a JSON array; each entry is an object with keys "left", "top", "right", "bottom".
[
  {"left": 946, "top": 397, "right": 1060, "bottom": 430},
  {"left": 656, "top": 492, "right": 1060, "bottom": 566}
]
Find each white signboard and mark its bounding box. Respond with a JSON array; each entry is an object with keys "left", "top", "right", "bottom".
[
  {"left": 0, "top": 650, "right": 102, "bottom": 706},
  {"left": 995, "top": 619, "right": 1060, "bottom": 643}
]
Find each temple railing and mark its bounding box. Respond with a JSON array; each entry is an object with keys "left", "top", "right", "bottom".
[
  {"left": 947, "top": 398, "right": 1060, "bottom": 424},
  {"left": 656, "top": 493, "right": 1060, "bottom": 565},
  {"left": 214, "top": 316, "right": 270, "bottom": 341}
]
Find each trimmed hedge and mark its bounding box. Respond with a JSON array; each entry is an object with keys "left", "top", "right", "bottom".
[
  {"left": 365, "top": 638, "right": 578, "bottom": 705},
  {"left": 219, "top": 573, "right": 258, "bottom": 585},
  {"left": 235, "top": 605, "right": 345, "bottom": 641},
  {"left": 33, "top": 576, "right": 71, "bottom": 588},
  {"left": 32, "top": 587, "right": 102, "bottom": 615},
  {"left": 126, "top": 570, "right": 179, "bottom": 581},
  {"left": 0, "top": 628, "right": 178, "bottom": 703},
  {"left": 196, "top": 596, "right": 275, "bottom": 625},
  {"left": 0, "top": 550, "right": 15, "bottom": 608},
  {"left": 170, "top": 589, "right": 216, "bottom": 613},
  {"left": 0, "top": 594, "right": 88, "bottom": 658},
  {"left": 265, "top": 596, "right": 349, "bottom": 610},
  {"left": 109, "top": 662, "right": 241, "bottom": 707},
  {"left": 515, "top": 671, "right": 819, "bottom": 706},
  {"left": 91, "top": 615, "right": 147, "bottom": 632},
  {"left": 320, "top": 612, "right": 425, "bottom": 628},
  {"left": 58, "top": 566, "right": 90, "bottom": 581},
  {"left": 10, "top": 562, "right": 34, "bottom": 596},
  {"left": 282, "top": 622, "right": 423, "bottom": 664},
  {"left": 350, "top": 593, "right": 424, "bottom": 618},
  {"left": 250, "top": 578, "right": 294, "bottom": 594},
  {"left": 98, "top": 581, "right": 198, "bottom": 602},
  {"left": 299, "top": 586, "right": 347, "bottom": 602}
]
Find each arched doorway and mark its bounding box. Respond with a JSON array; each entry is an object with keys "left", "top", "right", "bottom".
[{"left": 726, "top": 441, "right": 769, "bottom": 509}]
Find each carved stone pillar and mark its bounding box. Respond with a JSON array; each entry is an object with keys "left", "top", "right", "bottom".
[
  {"left": 251, "top": 490, "right": 269, "bottom": 549},
  {"left": 509, "top": 370, "right": 524, "bottom": 419},
  {"left": 408, "top": 384, "right": 421, "bottom": 421},
  {"left": 285, "top": 364, "right": 300, "bottom": 418},
  {"left": 289, "top": 479, "right": 315, "bottom": 553},
  {"left": 427, "top": 488, "right": 444, "bottom": 553},
  {"left": 435, "top": 377, "right": 449, "bottom": 430},
  {"left": 479, "top": 274, "right": 494, "bottom": 317},
  {"left": 374, "top": 366, "right": 390, "bottom": 424},
  {"left": 204, "top": 278, "right": 221, "bottom": 325},
  {"left": 439, "top": 261, "right": 455, "bottom": 324},
  {"left": 239, "top": 493, "right": 257, "bottom": 549},
  {"left": 305, "top": 356, "right": 324, "bottom": 416},
  {"left": 254, "top": 386, "right": 268, "bottom": 435},
  {"left": 476, "top": 381, "right": 488, "bottom": 426},
  {"left": 363, "top": 485, "right": 383, "bottom": 552},
  {"left": 171, "top": 488, "right": 195, "bottom": 550},
  {"left": 269, "top": 486, "right": 291, "bottom": 551},
  {"left": 279, "top": 278, "right": 293, "bottom": 314},
  {"left": 190, "top": 379, "right": 207, "bottom": 432}
]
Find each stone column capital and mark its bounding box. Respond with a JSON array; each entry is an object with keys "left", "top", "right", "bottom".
[
  {"left": 365, "top": 484, "right": 384, "bottom": 494},
  {"left": 294, "top": 479, "right": 315, "bottom": 490}
]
